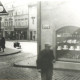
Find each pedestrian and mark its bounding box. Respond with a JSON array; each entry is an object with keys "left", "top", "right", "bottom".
[
  {"left": 1, "top": 37, "right": 5, "bottom": 52},
  {"left": 36, "top": 43, "right": 55, "bottom": 80},
  {"left": 0, "top": 37, "right": 2, "bottom": 51},
  {"left": 33, "top": 35, "right": 35, "bottom": 41}
]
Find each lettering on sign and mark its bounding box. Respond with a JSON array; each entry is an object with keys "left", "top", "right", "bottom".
[{"left": 42, "top": 25, "right": 50, "bottom": 29}]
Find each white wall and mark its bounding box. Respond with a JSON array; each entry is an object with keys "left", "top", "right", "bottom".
[
  {"left": 40, "top": 0, "right": 80, "bottom": 50},
  {"left": 29, "top": 5, "right": 37, "bottom": 31}
]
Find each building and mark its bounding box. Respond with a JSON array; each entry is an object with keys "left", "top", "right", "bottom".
[
  {"left": 14, "top": 13, "right": 28, "bottom": 40},
  {"left": 4, "top": 9, "right": 14, "bottom": 40},
  {"left": 28, "top": 4, "right": 37, "bottom": 41},
  {"left": 2, "top": 6, "right": 29, "bottom": 40},
  {"left": 37, "top": 1, "right": 80, "bottom": 63},
  {"left": 1, "top": 3, "right": 37, "bottom": 41}
]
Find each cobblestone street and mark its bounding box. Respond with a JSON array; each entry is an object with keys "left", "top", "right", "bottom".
[
  {"left": 0, "top": 41, "right": 79, "bottom": 80},
  {"left": 0, "top": 52, "right": 41, "bottom": 80},
  {"left": 53, "top": 70, "right": 80, "bottom": 80},
  {"left": 0, "top": 51, "right": 80, "bottom": 80}
]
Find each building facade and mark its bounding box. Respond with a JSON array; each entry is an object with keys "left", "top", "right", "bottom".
[
  {"left": 4, "top": 9, "right": 14, "bottom": 40},
  {"left": 1, "top": 3, "right": 37, "bottom": 41},
  {"left": 1, "top": 6, "right": 29, "bottom": 40},
  {"left": 28, "top": 4, "right": 37, "bottom": 41},
  {"left": 37, "top": 1, "right": 80, "bottom": 62},
  {"left": 14, "top": 13, "right": 28, "bottom": 40}
]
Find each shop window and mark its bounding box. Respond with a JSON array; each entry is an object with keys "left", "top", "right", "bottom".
[{"left": 56, "top": 26, "right": 80, "bottom": 61}]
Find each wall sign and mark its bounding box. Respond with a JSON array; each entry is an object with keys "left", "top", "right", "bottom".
[{"left": 42, "top": 25, "right": 50, "bottom": 29}]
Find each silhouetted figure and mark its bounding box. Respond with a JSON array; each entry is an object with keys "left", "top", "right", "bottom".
[
  {"left": 1, "top": 37, "right": 5, "bottom": 52},
  {"left": 37, "top": 43, "right": 55, "bottom": 80}
]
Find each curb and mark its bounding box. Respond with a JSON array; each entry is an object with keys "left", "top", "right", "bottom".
[
  {"left": 13, "top": 56, "right": 37, "bottom": 68},
  {"left": 14, "top": 63, "right": 80, "bottom": 71},
  {"left": 0, "top": 51, "right": 21, "bottom": 56},
  {"left": 14, "top": 64, "right": 37, "bottom": 68},
  {"left": 14, "top": 60, "right": 80, "bottom": 71}
]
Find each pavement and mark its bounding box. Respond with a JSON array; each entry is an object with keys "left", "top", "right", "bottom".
[
  {"left": 0, "top": 48, "right": 21, "bottom": 56},
  {"left": 2, "top": 41, "right": 80, "bottom": 80},
  {"left": 14, "top": 55, "right": 80, "bottom": 80},
  {"left": 14, "top": 55, "right": 37, "bottom": 68},
  {"left": 3, "top": 41, "right": 80, "bottom": 70},
  {"left": 6, "top": 41, "right": 37, "bottom": 55},
  {"left": 14, "top": 55, "right": 80, "bottom": 71}
]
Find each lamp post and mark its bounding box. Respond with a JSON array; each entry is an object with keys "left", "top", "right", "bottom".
[
  {"left": 0, "top": 17, "right": 2, "bottom": 37},
  {"left": 0, "top": 17, "right": 2, "bottom": 30}
]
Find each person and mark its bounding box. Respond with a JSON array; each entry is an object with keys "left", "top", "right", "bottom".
[
  {"left": 0, "top": 37, "right": 2, "bottom": 51},
  {"left": 37, "top": 43, "right": 55, "bottom": 80},
  {"left": 1, "top": 37, "right": 5, "bottom": 52}
]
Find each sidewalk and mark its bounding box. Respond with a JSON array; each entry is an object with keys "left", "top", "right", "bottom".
[
  {"left": 6, "top": 41, "right": 37, "bottom": 55},
  {"left": 14, "top": 55, "right": 80, "bottom": 80},
  {"left": 14, "top": 55, "right": 80, "bottom": 71},
  {"left": 14, "top": 55, "right": 37, "bottom": 68},
  {"left": 0, "top": 48, "right": 21, "bottom": 56},
  {"left": 13, "top": 53, "right": 80, "bottom": 80}
]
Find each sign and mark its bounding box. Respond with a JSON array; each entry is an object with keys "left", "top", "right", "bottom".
[
  {"left": 42, "top": 25, "right": 50, "bottom": 29},
  {"left": 4, "top": 26, "right": 14, "bottom": 31},
  {"left": 0, "top": 1, "right": 8, "bottom": 15}
]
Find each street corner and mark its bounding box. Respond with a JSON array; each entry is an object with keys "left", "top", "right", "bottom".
[
  {"left": 0, "top": 48, "right": 21, "bottom": 56},
  {"left": 14, "top": 56, "right": 37, "bottom": 68}
]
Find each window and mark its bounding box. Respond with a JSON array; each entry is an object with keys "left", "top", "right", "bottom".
[
  {"left": 25, "top": 18, "right": 28, "bottom": 20},
  {"left": 34, "top": 31, "right": 36, "bottom": 34},
  {"left": 5, "top": 19, "right": 8, "bottom": 21},
  {"left": 15, "top": 19, "right": 17, "bottom": 21}
]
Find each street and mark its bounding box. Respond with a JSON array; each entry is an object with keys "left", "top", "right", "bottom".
[
  {"left": 0, "top": 52, "right": 41, "bottom": 80},
  {"left": 0, "top": 41, "right": 41, "bottom": 80},
  {"left": 1, "top": 52, "right": 80, "bottom": 80},
  {"left": 6, "top": 41, "right": 37, "bottom": 55},
  {"left": 0, "top": 41, "right": 80, "bottom": 80}
]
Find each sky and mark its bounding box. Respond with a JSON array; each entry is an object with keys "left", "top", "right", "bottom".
[
  {"left": 1, "top": 0, "right": 38, "bottom": 5},
  {"left": 0, "top": 0, "right": 38, "bottom": 12},
  {"left": 1, "top": 0, "right": 80, "bottom": 11},
  {"left": 0, "top": 0, "right": 37, "bottom": 10}
]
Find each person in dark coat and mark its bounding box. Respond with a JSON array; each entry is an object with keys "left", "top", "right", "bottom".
[
  {"left": 1, "top": 37, "right": 5, "bottom": 52},
  {"left": 0, "top": 37, "right": 2, "bottom": 51},
  {"left": 37, "top": 43, "right": 55, "bottom": 80}
]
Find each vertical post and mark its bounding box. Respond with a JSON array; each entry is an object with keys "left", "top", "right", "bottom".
[
  {"left": 27, "top": 5, "right": 30, "bottom": 40},
  {"left": 53, "top": 26, "right": 57, "bottom": 60},
  {"left": 0, "top": 17, "right": 2, "bottom": 37},
  {"left": 3, "top": 28, "right": 5, "bottom": 37},
  {"left": 0, "top": 17, "right": 2, "bottom": 30},
  {"left": 37, "top": 1, "right": 41, "bottom": 58}
]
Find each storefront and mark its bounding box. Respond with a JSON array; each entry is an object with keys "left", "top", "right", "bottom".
[
  {"left": 5, "top": 28, "right": 28, "bottom": 40},
  {"left": 56, "top": 26, "right": 80, "bottom": 61},
  {"left": 30, "top": 30, "right": 37, "bottom": 41},
  {"left": 37, "top": 1, "right": 80, "bottom": 63},
  {"left": 14, "top": 28, "right": 28, "bottom": 40}
]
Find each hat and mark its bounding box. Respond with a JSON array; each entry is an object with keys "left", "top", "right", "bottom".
[{"left": 45, "top": 43, "right": 51, "bottom": 47}]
